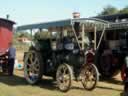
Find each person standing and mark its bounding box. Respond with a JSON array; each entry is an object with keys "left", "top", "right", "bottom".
[{"left": 8, "top": 42, "right": 16, "bottom": 76}]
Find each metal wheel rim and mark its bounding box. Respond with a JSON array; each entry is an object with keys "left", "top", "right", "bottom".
[
  {"left": 56, "top": 64, "right": 72, "bottom": 91},
  {"left": 24, "top": 52, "right": 40, "bottom": 84},
  {"left": 81, "top": 64, "right": 98, "bottom": 90}
]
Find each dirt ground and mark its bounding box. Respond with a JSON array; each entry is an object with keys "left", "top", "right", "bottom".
[{"left": 0, "top": 50, "right": 124, "bottom": 96}]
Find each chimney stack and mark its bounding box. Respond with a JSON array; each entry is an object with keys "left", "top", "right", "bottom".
[
  {"left": 6, "top": 14, "right": 10, "bottom": 19},
  {"left": 72, "top": 12, "right": 80, "bottom": 18}
]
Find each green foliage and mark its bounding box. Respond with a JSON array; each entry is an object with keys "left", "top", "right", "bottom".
[
  {"left": 13, "top": 31, "right": 32, "bottom": 46},
  {"left": 34, "top": 31, "right": 51, "bottom": 41},
  {"left": 99, "top": 5, "right": 128, "bottom": 16},
  {"left": 99, "top": 5, "right": 118, "bottom": 16},
  {"left": 120, "top": 6, "right": 128, "bottom": 14},
  {"left": 34, "top": 32, "right": 40, "bottom": 41},
  {"left": 14, "top": 31, "right": 31, "bottom": 38}
]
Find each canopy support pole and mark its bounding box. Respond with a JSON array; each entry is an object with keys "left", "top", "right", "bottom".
[
  {"left": 71, "top": 23, "right": 82, "bottom": 50},
  {"left": 94, "top": 26, "right": 97, "bottom": 50},
  {"left": 30, "top": 29, "right": 32, "bottom": 46},
  {"left": 96, "top": 25, "right": 106, "bottom": 50},
  {"left": 82, "top": 24, "right": 85, "bottom": 50}
]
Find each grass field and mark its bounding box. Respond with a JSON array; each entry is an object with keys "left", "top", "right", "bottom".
[
  {"left": 0, "top": 70, "right": 123, "bottom": 96},
  {"left": 0, "top": 50, "right": 124, "bottom": 96}
]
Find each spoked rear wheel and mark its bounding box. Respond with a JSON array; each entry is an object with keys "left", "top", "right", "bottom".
[
  {"left": 80, "top": 63, "right": 99, "bottom": 90},
  {"left": 56, "top": 64, "right": 73, "bottom": 92},
  {"left": 24, "top": 51, "right": 43, "bottom": 84}
]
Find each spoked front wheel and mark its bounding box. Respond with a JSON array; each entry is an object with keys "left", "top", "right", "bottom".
[
  {"left": 56, "top": 64, "right": 73, "bottom": 92},
  {"left": 80, "top": 63, "right": 99, "bottom": 90},
  {"left": 24, "top": 51, "right": 43, "bottom": 84}
]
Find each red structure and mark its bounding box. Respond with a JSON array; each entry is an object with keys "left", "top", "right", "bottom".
[
  {"left": 0, "top": 18, "right": 15, "bottom": 54},
  {"left": 0, "top": 18, "right": 15, "bottom": 73}
]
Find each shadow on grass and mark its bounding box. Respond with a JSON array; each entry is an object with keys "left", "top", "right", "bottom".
[
  {"left": 0, "top": 72, "right": 28, "bottom": 86},
  {"left": 0, "top": 72, "right": 123, "bottom": 92},
  {"left": 37, "top": 79, "right": 85, "bottom": 91},
  {"left": 38, "top": 79, "right": 123, "bottom": 92},
  {"left": 96, "top": 86, "right": 122, "bottom": 91},
  {"left": 0, "top": 72, "right": 58, "bottom": 91},
  {"left": 96, "top": 77, "right": 123, "bottom": 91},
  {"left": 100, "top": 77, "right": 123, "bottom": 85},
  {"left": 37, "top": 79, "right": 58, "bottom": 91},
  {"left": 71, "top": 85, "right": 122, "bottom": 92},
  {"left": 120, "top": 92, "right": 124, "bottom": 96}
]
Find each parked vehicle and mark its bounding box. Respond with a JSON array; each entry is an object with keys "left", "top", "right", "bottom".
[
  {"left": 0, "top": 18, "right": 15, "bottom": 73},
  {"left": 95, "top": 13, "right": 128, "bottom": 78},
  {"left": 17, "top": 18, "right": 109, "bottom": 92}
]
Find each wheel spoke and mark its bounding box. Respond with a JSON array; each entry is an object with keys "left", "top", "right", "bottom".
[
  {"left": 56, "top": 64, "right": 72, "bottom": 92},
  {"left": 33, "top": 58, "right": 38, "bottom": 65},
  {"left": 81, "top": 64, "right": 98, "bottom": 90},
  {"left": 33, "top": 59, "right": 40, "bottom": 72},
  {"left": 62, "top": 66, "right": 67, "bottom": 74},
  {"left": 27, "top": 67, "right": 32, "bottom": 72},
  {"left": 27, "top": 63, "right": 31, "bottom": 67},
  {"left": 83, "top": 76, "right": 95, "bottom": 88},
  {"left": 29, "top": 53, "right": 33, "bottom": 63},
  {"left": 24, "top": 51, "right": 42, "bottom": 84}
]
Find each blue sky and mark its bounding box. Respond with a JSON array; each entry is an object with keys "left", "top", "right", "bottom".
[{"left": 0, "top": 0, "right": 128, "bottom": 26}]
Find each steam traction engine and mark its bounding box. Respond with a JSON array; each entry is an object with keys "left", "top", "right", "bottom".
[{"left": 17, "top": 18, "right": 109, "bottom": 92}]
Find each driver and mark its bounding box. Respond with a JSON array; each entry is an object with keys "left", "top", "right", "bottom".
[{"left": 63, "top": 36, "right": 74, "bottom": 51}]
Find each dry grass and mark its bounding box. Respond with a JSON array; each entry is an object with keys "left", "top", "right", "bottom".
[
  {"left": 0, "top": 70, "right": 123, "bottom": 96},
  {"left": 0, "top": 50, "right": 124, "bottom": 96}
]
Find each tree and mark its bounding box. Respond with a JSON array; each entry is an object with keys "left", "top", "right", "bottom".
[
  {"left": 34, "top": 31, "right": 50, "bottom": 41},
  {"left": 99, "top": 5, "right": 119, "bottom": 16},
  {"left": 120, "top": 6, "right": 128, "bottom": 14},
  {"left": 16, "top": 32, "right": 32, "bottom": 39}
]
